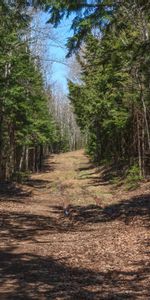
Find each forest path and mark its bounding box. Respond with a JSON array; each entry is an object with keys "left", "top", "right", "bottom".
[{"left": 0, "top": 150, "right": 149, "bottom": 299}]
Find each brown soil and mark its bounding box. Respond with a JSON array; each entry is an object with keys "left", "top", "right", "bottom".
[{"left": 0, "top": 150, "right": 149, "bottom": 299}]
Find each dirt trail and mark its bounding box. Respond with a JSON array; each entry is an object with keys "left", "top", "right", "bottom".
[{"left": 0, "top": 150, "right": 149, "bottom": 299}]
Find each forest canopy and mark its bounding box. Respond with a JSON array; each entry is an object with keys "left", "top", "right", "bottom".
[
  {"left": 0, "top": 0, "right": 82, "bottom": 181},
  {"left": 1, "top": 0, "right": 150, "bottom": 180},
  {"left": 45, "top": 0, "right": 150, "bottom": 176}
]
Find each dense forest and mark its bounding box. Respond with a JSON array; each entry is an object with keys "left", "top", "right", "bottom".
[
  {"left": 1, "top": 0, "right": 150, "bottom": 181},
  {"left": 0, "top": 1, "right": 82, "bottom": 181},
  {"left": 66, "top": 1, "right": 150, "bottom": 177},
  {"left": 0, "top": 3, "right": 149, "bottom": 299},
  {"left": 48, "top": 0, "right": 150, "bottom": 177}
]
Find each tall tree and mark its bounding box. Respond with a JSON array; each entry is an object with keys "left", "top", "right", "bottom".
[
  {"left": 0, "top": 1, "right": 60, "bottom": 180},
  {"left": 67, "top": 2, "right": 150, "bottom": 176}
]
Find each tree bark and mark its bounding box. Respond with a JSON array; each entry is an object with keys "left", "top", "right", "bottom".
[{"left": 137, "top": 113, "right": 142, "bottom": 177}]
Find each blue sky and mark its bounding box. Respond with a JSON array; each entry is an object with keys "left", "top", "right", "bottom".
[
  {"left": 50, "top": 18, "right": 73, "bottom": 93},
  {"left": 31, "top": 12, "right": 73, "bottom": 94}
]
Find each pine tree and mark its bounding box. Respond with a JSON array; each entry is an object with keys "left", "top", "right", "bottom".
[{"left": 0, "top": 1, "right": 60, "bottom": 180}]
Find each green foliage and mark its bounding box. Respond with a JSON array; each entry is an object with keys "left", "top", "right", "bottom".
[
  {"left": 125, "top": 165, "right": 143, "bottom": 190},
  {"left": 46, "top": 0, "right": 116, "bottom": 55},
  {"left": 0, "top": 1, "right": 63, "bottom": 180},
  {"left": 11, "top": 171, "right": 30, "bottom": 183},
  {"left": 1, "top": 0, "right": 150, "bottom": 180},
  {"left": 67, "top": 3, "right": 150, "bottom": 176}
]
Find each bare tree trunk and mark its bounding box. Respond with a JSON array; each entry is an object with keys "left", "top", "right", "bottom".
[
  {"left": 142, "top": 118, "right": 145, "bottom": 177},
  {"left": 32, "top": 147, "right": 35, "bottom": 172},
  {"left": 39, "top": 145, "right": 43, "bottom": 171},
  {"left": 19, "top": 146, "right": 25, "bottom": 172},
  {"left": 141, "top": 93, "right": 150, "bottom": 151},
  {"left": 9, "top": 129, "right": 15, "bottom": 179},
  {"left": 25, "top": 147, "right": 29, "bottom": 171},
  {"left": 137, "top": 114, "right": 142, "bottom": 177},
  {"left": 0, "top": 115, "right": 4, "bottom": 180}
]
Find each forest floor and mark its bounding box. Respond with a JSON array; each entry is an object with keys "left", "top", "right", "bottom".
[{"left": 0, "top": 150, "right": 150, "bottom": 300}]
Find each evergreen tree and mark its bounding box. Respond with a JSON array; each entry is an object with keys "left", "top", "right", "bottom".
[
  {"left": 0, "top": 1, "right": 60, "bottom": 180},
  {"left": 68, "top": 3, "right": 150, "bottom": 176}
]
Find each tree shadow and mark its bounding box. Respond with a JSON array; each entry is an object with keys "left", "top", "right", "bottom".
[
  {"left": 39, "top": 160, "right": 58, "bottom": 173},
  {"left": 0, "top": 182, "right": 32, "bottom": 202},
  {"left": 0, "top": 207, "right": 95, "bottom": 246},
  {"left": 78, "top": 163, "right": 127, "bottom": 187},
  {"left": 0, "top": 179, "right": 52, "bottom": 203},
  {"left": 62, "top": 192, "right": 150, "bottom": 228},
  {"left": 0, "top": 193, "right": 149, "bottom": 298},
  {"left": 51, "top": 193, "right": 150, "bottom": 230},
  {"left": 69, "top": 194, "right": 150, "bottom": 228},
  {"left": 78, "top": 164, "right": 95, "bottom": 172},
  {"left": 91, "top": 165, "right": 123, "bottom": 185},
  {"left": 0, "top": 247, "right": 149, "bottom": 300},
  {"left": 1, "top": 193, "right": 149, "bottom": 247},
  {"left": 25, "top": 179, "right": 51, "bottom": 189}
]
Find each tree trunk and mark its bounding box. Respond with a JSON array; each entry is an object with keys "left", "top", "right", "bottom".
[
  {"left": 142, "top": 119, "right": 145, "bottom": 177},
  {"left": 19, "top": 146, "right": 25, "bottom": 172},
  {"left": 25, "top": 147, "right": 29, "bottom": 171},
  {"left": 137, "top": 113, "right": 142, "bottom": 177}
]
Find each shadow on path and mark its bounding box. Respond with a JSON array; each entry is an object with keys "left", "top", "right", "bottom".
[
  {"left": 77, "top": 162, "right": 127, "bottom": 186},
  {"left": 0, "top": 247, "right": 149, "bottom": 300},
  {"left": 0, "top": 194, "right": 149, "bottom": 299},
  {"left": 0, "top": 183, "right": 32, "bottom": 203},
  {"left": 1, "top": 194, "right": 149, "bottom": 248},
  {"left": 52, "top": 193, "right": 150, "bottom": 229},
  {"left": 25, "top": 179, "right": 51, "bottom": 189}
]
